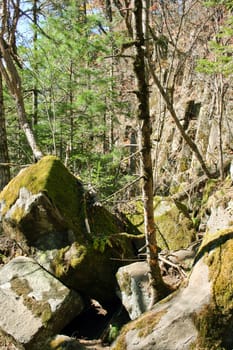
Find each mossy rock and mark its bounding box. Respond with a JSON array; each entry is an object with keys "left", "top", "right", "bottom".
[
  {"left": 125, "top": 197, "right": 196, "bottom": 250},
  {"left": 154, "top": 197, "right": 196, "bottom": 250},
  {"left": 0, "top": 156, "right": 86, "bottom": 245},
  {"left": 37, "top": 232, "right": 143, "bottom": 303},
  {"left": 113, "top": 228, "right": 233, "bottom": 349},
  {"left": 0, "top": 156, "right": 132, "bottom": 246},
  {"left": 0, "top": 256, "right": 84, "bottom": 350},
  {"left": 0, "top": 156, "right": 141, "bottom": 303},
  {"left": 192, "top": 228, "right": 233, "bottom": 349},
  {"left": 200, "top": 177, "right": 232, "bottom": 215}
]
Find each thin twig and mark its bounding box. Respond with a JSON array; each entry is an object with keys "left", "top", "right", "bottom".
[
  {"left": 100, "top": 176, "right": 143, "bottom": 203},
  {"left": 159, "top": 255, "right": 187, "bottom": 278}
]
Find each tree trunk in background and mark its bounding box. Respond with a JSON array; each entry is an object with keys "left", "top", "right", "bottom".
[
  {"left": 32, "top": 0, "right": 39, "bottom": 131},
  {"left": 133, "top": 0, "right": 170, "bottom": 302},
  {"left": 0, "top": 37, "right": 43, "bottom": 161},
  {"left": 0, "top": 1, "right": 43, "bottom": 162},
  {"left": 0, "top": 73, "right": 10, "bottom": 190}
]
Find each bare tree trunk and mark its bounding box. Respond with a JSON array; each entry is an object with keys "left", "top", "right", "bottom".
[
  {"left": 0, "top": 72, "right": 10, "bottom": 190},
  {"left": 133, "top": 0, "right": 170, "bottom": 302},
  {"left": 0, "top": 38, "right": 43, "bottom": 161},
  {"left": 32, "top": 0, "right": 39, "bottom": 130},
  {"left": 0, "top": 0, "right": 43, "bottom": 161}
]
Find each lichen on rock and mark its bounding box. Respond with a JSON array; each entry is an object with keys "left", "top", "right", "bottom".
[
  {"left": 0, "top": 156, "right": 86, "bottom": 245},
  {"left": 192, "top": 228, "right": 233, "bottom": 349},
  {"left": 124, "top": 196, "right": 196, "bottom": 250},
  {"left": 0, "top": 156, "right": 141, "bottom": 304}
]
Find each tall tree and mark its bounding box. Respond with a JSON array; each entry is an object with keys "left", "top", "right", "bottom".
[
  {"left": 133, "top": 0, "right": 170, "bottom": 301},
  {"left": 0, "top": 72, "right": 10, "bottom": 190},
  {"left": 0, "top": 0, "right": 43, "bottom": 161}
]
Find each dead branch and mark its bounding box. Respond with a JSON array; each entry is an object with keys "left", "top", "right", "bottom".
[
  {"left": 0, "top": 162, "right": 30, "bottom": 167},
  {"left": 159, "top": 254, "right": 187, "bottom": 278}
]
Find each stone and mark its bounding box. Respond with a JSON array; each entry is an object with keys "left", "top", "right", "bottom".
[
  {"left": 116, "top": 262, "right": 152, "bottom": 320},
  {"left": 111, "top": 226, "right": 233, "bottom": 350},
  {"left": 0, "top": 156, "right": 141, "bottom": 304},
  {"left": 203, "top": 181, "right": 233, "bottom": 234},
  {"left": 126, "top": 197, "right": 196, "bottom": 250},
  {"left": 0, "top": 256, "right": 84, "bottom": 350}
]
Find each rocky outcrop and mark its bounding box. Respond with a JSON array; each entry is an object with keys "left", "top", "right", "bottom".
[
  {"left": 112, "top": 258, "right": 211, "bottom": 350},
  {"left": 0, "top": 256, "right": 84, "bottom": 350},
  {"left": 112, "top": 180, "right": 233, "bottom": 350},
  {"left": 0, "top": 156, "right": 141, "bottom": 303}
]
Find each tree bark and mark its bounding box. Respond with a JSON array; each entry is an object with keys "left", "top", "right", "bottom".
[
  {"left": 133, "top": 0, "right": 170, "bottom": 301},
  {"left": 0, "top": 72, "right": 10, "bottom": 190},
  {"left": 32, "top": 0, "right": 39, "bottom": 130},
  {"left": 0, "top": 37, "right": 43, "bottom": 161},
  {"left": 0, "top": 0, "right": 43, "bottom": 161}
]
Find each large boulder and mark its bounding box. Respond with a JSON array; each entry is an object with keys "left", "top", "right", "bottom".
[
  {"left": 0, "top": 256, "right": 84, "bottom": 350},
  {"left": 0, "top": 156, "right": 142, "bottom": 303},
  {"left": 125, "top": 197, "right": 196, "bottom": 250},
  {"left": 112, "top": 224, "right": 233, "bottom": 348}
]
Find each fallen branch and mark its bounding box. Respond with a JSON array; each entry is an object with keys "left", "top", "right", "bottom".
[
  {"left": 159, "top": 254, "right": 187, "bottom": 278},
  {"left": 0, "top": 162, "right": 30, "bottom": 167}
]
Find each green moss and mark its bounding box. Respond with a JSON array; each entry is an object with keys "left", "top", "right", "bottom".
[
  {"left": 198, "top": 228, "right": 233, "bottom": 253},
  {"left": 87, "top": 204, "right": 125, "bottom": 235},
  {"left": 69, "top": 243, "right": 87, "bottom": 269},
  {"left": 124, "top": 200, "right": 144, "bottom": 233},
  {"left": 112, "top": 309, "right": 167, "bottom": 349},
  {"left": 155, "top": 200, "right": 195, "bottom": 250},
  {"left": 50, "top": 244, "right": 84, "bottom": 278},
  {"left": 0, "top": 156, "right": 86, "bottom": 237},
  {"left": 11, "top": 207, "right": 26, "bottom": 223},
  {"left": 193, "top": 229, "right": 233, "bottom": 349},
  {"left": 201, "top": 179, "right": 218, "bottom": 206},
  {"left": 111, "top": 322, "right": 131, "bottom": 350},
  {"left": 117, "top": 271, "right": 132, "bottom": 296},
  {"left": 135, "top": 309, "right": 167, "bottom": 338},
  {"left": 23, "top": 295, "right": 52, "bottom": 325},
  {"left": 207, "top": 236, "right": 233, "bottom": 312},
  {"left": 124, "top": 197, "right": 195, "bottom": 250},
  {"left": 11, "top": 277, "right": 32, "bottom": 295},
  {"left": 11, "top": 277, "right": 52, "bottom": 325},
  {"left": 192, "top": 304, "right": 225, "bottom": 349},
  {"left": 93, "top": 235, "right": 113, "bottom": 253}
]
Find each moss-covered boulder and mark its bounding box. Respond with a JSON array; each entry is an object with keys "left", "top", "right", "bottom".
[
  {"left": 154, "top": 197, "right": 196, "bottom": 250},
  {"left": 111, "top": 225, "right": 233, "bottom": 350},
  {"left": 0, "top": 156, "right": 141, "bottom": 303},
  {"left": 0, "top": 156, "right": 86, "bottom": 246},
  {"left": 126, "top": 197, "right": 196, "bottom": 250}
]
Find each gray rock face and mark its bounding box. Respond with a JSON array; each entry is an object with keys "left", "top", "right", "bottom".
[
  {"left": 0, "top": 256, "right": 84, "bottom": 350},
  {"left": 112, "top": 258, "right": 211, "bottom": 350},
  {"left": 116, "top": 262, "right": 152, "bottom": 320},
  {"left": 206, "top": 200, "right": 233, "bottom": 234}
]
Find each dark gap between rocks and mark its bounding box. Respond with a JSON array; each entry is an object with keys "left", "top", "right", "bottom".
[{"left": 62, "top": 297, "right": 130, "bottom": 344}]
